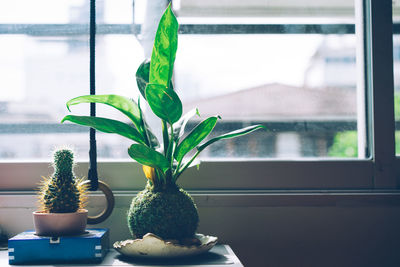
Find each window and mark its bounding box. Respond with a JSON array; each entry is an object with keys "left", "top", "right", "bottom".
[
  {"left": 0, "top": 0, "right": 397, "bottom": 191},
  {"left": 0, "top": 0, "right": 359, "bottom": 160}
]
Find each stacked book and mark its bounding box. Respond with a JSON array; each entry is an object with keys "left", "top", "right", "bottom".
[{"left": 8, "top": 228, "right": 109, "bottom": 265}]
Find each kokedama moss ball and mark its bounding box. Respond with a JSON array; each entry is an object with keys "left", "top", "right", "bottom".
[{"left": 127, "top": 183, "right": 199, "bottom": 240}]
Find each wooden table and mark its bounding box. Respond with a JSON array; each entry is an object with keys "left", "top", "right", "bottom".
[{"left": 0, "top": 245, "right": 243, "bottom": 266}]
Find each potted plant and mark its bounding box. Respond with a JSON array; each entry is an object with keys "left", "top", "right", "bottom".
[
  {"left": 61, "top": 4, "right": 264, "bottom": 244},
  {"left": 33, "top": 148, "right": 88, "bottom": 236}
]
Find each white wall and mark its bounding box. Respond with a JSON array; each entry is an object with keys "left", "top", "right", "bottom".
[{"left": 1, "top": 193, "right": 400, "bottom": 267}]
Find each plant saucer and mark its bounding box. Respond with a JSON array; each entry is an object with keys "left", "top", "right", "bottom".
[{"left": 113, "top": 233, "right": 218, "bottom": 258}]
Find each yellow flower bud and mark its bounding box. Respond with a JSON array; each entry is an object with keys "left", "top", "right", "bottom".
[{"left": 142, "top": 165, "right": 155, "bottom": 183}]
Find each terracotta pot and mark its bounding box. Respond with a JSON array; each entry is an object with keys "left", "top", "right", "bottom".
[{"left": 33, "top": 209, "right": 88, "bottom": 236}]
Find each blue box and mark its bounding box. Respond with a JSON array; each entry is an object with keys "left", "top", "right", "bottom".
[{"left": 8, "top": 228, "right": 109, "bottom": 265}]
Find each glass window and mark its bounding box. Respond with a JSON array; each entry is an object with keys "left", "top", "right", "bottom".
[
  {"left": 0, "top": 0, "right": 141, "bottom": 160},
  {"left": 0, "top": 0, "right": 364, "bottom": 161},
  {"left": 175, "top": 33, "right": 358, "bottom": 159},
  {"left": 173, "top": 1, "right": 359, "bottom": 159},
  {"left": 0, "top": 0, "right": 398, "bottom": 191}
]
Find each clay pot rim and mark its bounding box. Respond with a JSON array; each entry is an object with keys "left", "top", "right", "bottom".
[{"left": 33, "top": 209, "right": 88, "bottom": 216}]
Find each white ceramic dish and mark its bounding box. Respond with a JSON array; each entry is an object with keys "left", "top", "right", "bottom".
[{"left": 113, "top": 233, "right": 218, "bottom": 258}]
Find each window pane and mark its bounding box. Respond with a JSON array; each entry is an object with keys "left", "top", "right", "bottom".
[
  {"left": 0, "top": 0, "right": 364, "bottom": 160},
  {"left": 173, "top": 0, "right": 360, "bottom": 159},
  {"left": 0, "top": 0, "right": 88, "bottom": 24},
  {"left": 175, "top": 34, "right": 358, "bottom": 158},
  {"left": 175, "top": 0, "right": 355, "bottom": 21},
  {"left": 0, "top": 0, "right": 140, "bottom": 160}
]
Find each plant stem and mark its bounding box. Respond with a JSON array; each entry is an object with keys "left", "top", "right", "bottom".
[
  {"left": 138, "top": 98, "right": 151, "bottom": 147},
  {"left": 174, "top": 158, "right": 183, "bottom": 179},
  {"left": 174, "top": 150, "right": 201, "bottom": 182},
  {"left": 162, "top": 120, "right": 169, "bottom": 157},
  {"left": 167, "top": 124, "right": 174, "bottom": 165},
  {"left": 165, "top": 123, "right": 174, "bottom": 183}
]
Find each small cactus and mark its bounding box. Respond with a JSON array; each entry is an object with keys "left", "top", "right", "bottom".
[{"left": 38, "top": 148, "right": 87, "bottom": 213}]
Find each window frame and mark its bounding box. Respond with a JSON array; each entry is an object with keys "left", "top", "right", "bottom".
[{"left": 0, "top": 0, "right": 398, "bottom": 192}]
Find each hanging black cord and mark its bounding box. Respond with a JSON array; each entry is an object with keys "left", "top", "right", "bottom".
[{"left": 88, "top": 0, "right": 98, "bottom": 191}]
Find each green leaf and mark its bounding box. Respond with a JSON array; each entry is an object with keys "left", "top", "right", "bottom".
[
  {"left": 128, "top": 144, "right": 170, "bottom": 173},
  {"left": 61, "top": 115, "right": 145, "bottom": 145},
  {"left": 198, "top": 125, "right": 266, "bottom": 152},
  {"left": 146, "top": 83, "right": 182, "bottom": 123},
  {"left": 174, "top": 125, "right": 265, "bottom": 180},
  {"left": 174, "top": 116, "right": 219, "bottom": 162},
  {"left": 66, "top": 95, "right": 142, "bottom": 131},
  {"left": 149, "top": 4, "right": 178, "bottom": 87},
  {"left": 136, "top": 60, "right": 150, "bottom": 100},
  {"left": 181, "top": 157, "right": 201, "bottom": 170},
  {"left": 136, "top": 60, "right": 174, "bottom": 100},
  {"left": 172, "top": 108, "right": 199, "bottom": 142}
]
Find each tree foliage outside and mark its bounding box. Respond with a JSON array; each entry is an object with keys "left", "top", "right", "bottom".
[
  {"left": 393, "top": 93, "right": 400, "bottom": 155},
  {"left": 328, "top": 131, "right": 358, "bottom": 158},
  {"left": 329, "top": 93, "right": 400, "bottom": 158}
]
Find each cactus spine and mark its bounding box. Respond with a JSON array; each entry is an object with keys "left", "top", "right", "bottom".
[{"left": 38, "top": 148, "right": 87, "bottom": 213}]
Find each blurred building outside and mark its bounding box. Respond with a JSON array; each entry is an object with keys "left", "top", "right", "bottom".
[{"left": 1, "top": 0, "right": 399, "bottom": 160}]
